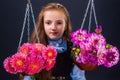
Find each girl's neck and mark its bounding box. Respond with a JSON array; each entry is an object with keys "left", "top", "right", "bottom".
[{"left": 47, "top": 36, "right": 67, "bottom": 53}]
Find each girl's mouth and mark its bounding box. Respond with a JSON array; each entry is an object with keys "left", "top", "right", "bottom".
[{"left": 51, "top": 32, "right": 58, "bottom": 34}]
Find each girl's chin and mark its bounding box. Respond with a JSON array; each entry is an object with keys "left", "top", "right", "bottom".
[{"left": 49, "top": 36, "right": 60, "bottom": 40}]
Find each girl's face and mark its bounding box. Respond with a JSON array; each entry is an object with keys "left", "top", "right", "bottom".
[{"left": 44, "top": 10, "right": 66, "bottom": 40}]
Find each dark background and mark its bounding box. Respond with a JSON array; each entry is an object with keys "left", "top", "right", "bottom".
[{"left": 0, "top": 0, "right": 120, "bottom": 80}]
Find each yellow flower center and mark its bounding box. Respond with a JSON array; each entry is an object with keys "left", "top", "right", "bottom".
[
  {"left": 22, "top": 49, "right": 28, "bottom": 54},
  {"left": 77, "top": 35, "right": 83, "bottom": 40},
  {"left": 17, "top": 60, "right": 23, "bottom": 66},
  {"left": 48, "top": 52, "right": 53, "bottom": 57},
  {"left": 32, "top": 64, "right": 38, "bottom": 69}
]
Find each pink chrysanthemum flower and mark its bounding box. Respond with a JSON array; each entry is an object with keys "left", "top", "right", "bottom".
[
  {"left": 78, "top": 39, "right": 92, "bottom": 51},
  {"left": 95, "top": 25, "right": 102, "bottom": 34},
  {"left": 77, "top": 50, "right": 98, "bottom": 64},
  {"left": 10, "top": 53, "right": 26, "bottom": 72},
  {"left": 88, "top": 33, "right": 106, "bottom": 48},
  {"left": 25, "top": 56, "right": 44, "bottom": 75},
  {"left": 104, "top": 47, "right": 119, "bottom": 68},
  {"left": 76, "top": 53, "right": 85, "bottom": 63},
  {"left": 31, "top": 43, "right": 46, "bottom": 56},
  {"left": 19, "top": 43, "right": 32, "bottom": 56},
  {"left": 88, "top": 46, "right": 98, "bottom": 56},
  {"left": 70, "top": 29, "right": 88, "bottom": 46},
  {"left": 45, "top": 59, "right": 55, "bottom": 71},
  {"left": 43, "top": 46, "right": 57, "bottom": 60},
  {"left": 3, "top": 57, "right": 17, "bottom": 74},
  {"left": 97, "top": 45, "right": 107, "bottom": 65},
  {"left": 86, "top": 53, "right": 98, "bottom": 64},
  {"left": 76, "top": 49, "right": 89, "bottom": 63}
]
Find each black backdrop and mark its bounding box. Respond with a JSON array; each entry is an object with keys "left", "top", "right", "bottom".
[{"left": 0, "top": 0, "right": 120, "bottom": 80}]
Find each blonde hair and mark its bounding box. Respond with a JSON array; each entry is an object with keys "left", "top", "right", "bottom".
[{"left": 30, "top": 3, "right": 72, "bottom": 45}]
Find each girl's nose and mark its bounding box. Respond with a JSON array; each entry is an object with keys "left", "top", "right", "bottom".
[{"left": 51, "top": 23, "right": 57, "bottom": 29}]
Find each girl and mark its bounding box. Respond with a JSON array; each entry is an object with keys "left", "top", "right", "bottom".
[{"left": 23, "top": 3, "right": 86, "bottom": 80}]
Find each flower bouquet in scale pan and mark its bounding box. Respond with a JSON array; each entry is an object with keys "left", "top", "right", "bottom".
[
  {"left": 3, "top": 43, "right": 57, "bottom": 79},
  {"left": 70, "top": 26, "right": 119, "bottom": 70}
]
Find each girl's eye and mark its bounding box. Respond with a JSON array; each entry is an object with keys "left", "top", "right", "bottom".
[
  {"left": 56, "top": 21, "right": 63, "bottom": 25},
  {"left": 45, "top": 21, "right": 51, "bottom": 25}
]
